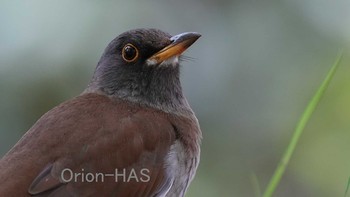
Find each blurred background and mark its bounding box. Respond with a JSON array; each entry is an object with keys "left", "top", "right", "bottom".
[{"left": 1, "top": 0, "right": 350, "bottom": 196}]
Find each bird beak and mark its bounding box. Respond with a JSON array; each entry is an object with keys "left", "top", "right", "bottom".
[{"left": 147, "top": 32, "right": 201, "bottom": 65}]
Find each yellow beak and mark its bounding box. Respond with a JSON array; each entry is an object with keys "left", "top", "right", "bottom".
[{"left": 147, "top": 32, "right": 201, "bottom": 64}]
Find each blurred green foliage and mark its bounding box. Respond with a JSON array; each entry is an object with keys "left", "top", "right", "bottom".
[{"left": 1, "top": 0, "right": 350, "bottom": 196}]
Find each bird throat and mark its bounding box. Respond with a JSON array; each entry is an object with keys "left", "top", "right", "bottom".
[
  {"left": 120, "top": 68, "right": 189, "bottom": 113},
  {"left": 86, "top": 64, "right": 192, "bottom": 114}
]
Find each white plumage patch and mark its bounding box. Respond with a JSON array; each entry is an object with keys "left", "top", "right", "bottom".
[
  {"left": 163, "top": 140, "right": 198, "bottom": 197},
  {"left": 146, "top": 56, "right": 179, "bottom": 67}
]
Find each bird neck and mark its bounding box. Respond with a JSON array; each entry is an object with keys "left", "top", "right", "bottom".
[{"left": 85, "top": 66, "right": 193, "bottom": 114}]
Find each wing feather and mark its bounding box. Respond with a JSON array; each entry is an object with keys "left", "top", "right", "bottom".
[{"left": 0, "top": 94, "right": 176, "bottom": 197}]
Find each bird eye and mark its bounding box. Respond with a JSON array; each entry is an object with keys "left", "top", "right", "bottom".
[{"left": 122, "top": 44, "right": 139, "bottom": 62}]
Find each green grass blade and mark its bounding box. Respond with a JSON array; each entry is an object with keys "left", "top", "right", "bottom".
[
  {"left": 262, "top": 51, "right": 343, "bottom": 197},
  {"left": 251, "top": 172, "right": 262, "bottom": 197},
  {"left": 344, "top": 176, "right": 350, "bottom": 197}
]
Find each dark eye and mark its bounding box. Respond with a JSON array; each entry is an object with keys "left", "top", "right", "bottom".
[{"left": 122, "top": 44, "right": 139, "bottom": 62}]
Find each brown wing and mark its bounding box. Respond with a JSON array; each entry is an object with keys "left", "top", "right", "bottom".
[{"left": 0, "top": 93, "right": 176, "bottom": 197}]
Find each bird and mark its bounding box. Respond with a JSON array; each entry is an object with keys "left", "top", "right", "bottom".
[{"left": 0, "top": 28, "right": 202, "bottom": 197}]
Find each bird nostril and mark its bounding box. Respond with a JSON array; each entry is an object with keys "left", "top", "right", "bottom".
[{"left": 170, "top": 34, "right": 181, "bottom": 43}]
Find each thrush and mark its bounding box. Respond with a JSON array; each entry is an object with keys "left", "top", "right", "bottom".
[{"left": 0, "top": 28, "right": 202, "bottom": 197}]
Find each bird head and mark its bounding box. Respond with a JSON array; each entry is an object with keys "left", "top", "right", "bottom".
[{"left": 86, "top": 28, "right": 201, "bottom": 112}]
